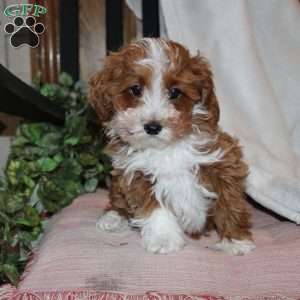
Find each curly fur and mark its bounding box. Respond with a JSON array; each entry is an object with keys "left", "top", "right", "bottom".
[{"left": 90, "top": 38, "right": 254, "bottom": 255}]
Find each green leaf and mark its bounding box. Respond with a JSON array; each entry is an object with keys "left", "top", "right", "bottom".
[
  {"left": 61, "top": 159, "right": 82, "bottom": 180},
  {"left": 37, "top": 157, "right": 61, "bottom": 172},
  {"left": 40, "top": 83, "right": 59, "bottom": 98},
  {"left": 74, "top": 80, "right": 87, "bottom": 93},
  {"left": 2, "top": 264, "right": 19, "bottom": 285},
  {"left": 38, "top": 132, "right": 62, "bottom": 148},
  {"left": 19, "top": 247, "right": 30, "bottom": 262},
  {"left": 11, "top": 146, "right": 47, "bottom": 160},
  {"left": 5, "top": 193, "right": 24, "bottom": 214},
  {"left": 11, "top": 136, "right": 29, "bottom": 147},
  {"left": 53, "top": 153, "right": 64, "bottom": 164},
  {"left": 23, "top": 176, "right": 36, "bottom": 189},
  {"left": 96, "top": 164, "right": 105, "bottom": 173},
  {"left": 6, "top": 160, "right": 22, "bottom": 185},
  {"left": 38, "top": 175, "right": 83, "bottom": 213},
  {"left": 0, "top": 176, "right": 7, "bottom": 190},
  {"left": 19, "top": 228, "right": 41, "bottom": 242},
  {"left": 21, "top": 124, "right": 44, "bottom": 144},
  {"left": 79, "top": 134, "right": 92, "bottom": 144},
  {"left": 54, "top": 86, "right": 70, "bottom": 101},
  {"left": 25, "top": 206, "right": 41, "bottom": 227},
  {"left": 64, "top": 180, "right": 83, "bottom": 200},
  {"left": 3, "top": 222, "right": 11, "bottom": 242},
  {"left": 0, "top": 190, "right": 6, "bottom": 211},
  {"left": 29, "top": 183, "right": 40, "bottom": 206},
  {"left": 64, "top": 136, "right": 80, "bottom": 146},
  {"left": 27, "top": 161, "right": 43, "bottom": 178},
  {"left": 0, "top": 211, "right": 11, "bottom": 224},
  {"left": 16, "top": 206, "right": 40, "bottom": 227},
  {"left": 64, "top": 115, "right": 87, "bottom": 146},
  {"left": 59, "top": 72, "right": 73, "bottom": 87},
  {"left": 84, "top": 178, "right": 98, "bottom": 192},
  {"left": 83, "top": 167, "right": 98, "bottom": 179},
  {"left": 79, "top": 153, "right": 98, "bottom": 167}
]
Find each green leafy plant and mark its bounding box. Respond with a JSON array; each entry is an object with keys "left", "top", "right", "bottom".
[{"left": 0, "top": 73, "right": 111, "bottom": 285}]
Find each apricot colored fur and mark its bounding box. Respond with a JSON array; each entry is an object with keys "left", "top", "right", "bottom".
[{"left": 89, "top": 38, "right": 252, "bottom": 242}]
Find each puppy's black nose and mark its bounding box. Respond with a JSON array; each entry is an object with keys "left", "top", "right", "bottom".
[{"left": 144, "top": 121, "right": 162, "bottom": 135}]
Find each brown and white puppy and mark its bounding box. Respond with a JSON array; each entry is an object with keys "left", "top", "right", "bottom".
[{"left": 89, "top": 38, "right": 255, "bottom": 255}]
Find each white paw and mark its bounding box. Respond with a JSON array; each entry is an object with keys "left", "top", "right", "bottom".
[
  {"left": 210, "top": 238, "right": 256, "bottom": 256},
  {"left": 142, "top": 230, "right": 186, "bottom": 254},
  {"left": 140, "top": 208, "right": 186, "bottom": 254},
  {"left": 96, "top": 211, "right": 128, "bottom": 232}
]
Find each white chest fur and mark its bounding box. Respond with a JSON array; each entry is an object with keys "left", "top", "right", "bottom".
[{"left": 112, "top": 136, "right": 223, "bottom": 233}]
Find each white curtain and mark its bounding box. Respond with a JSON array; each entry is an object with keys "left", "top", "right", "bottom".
[{"left": 127, "top": 0, "right": 300, "bottom": 223}]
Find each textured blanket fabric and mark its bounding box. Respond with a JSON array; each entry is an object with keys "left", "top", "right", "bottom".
[
  {"left": 127, "top": 0, "right": 300, "bottom": 223},
  {"left": 5, "top": 190, "right": 299, "bottom": 299},
  {"left": 160, "top": 0, "right": 300, "bottom": 223}
]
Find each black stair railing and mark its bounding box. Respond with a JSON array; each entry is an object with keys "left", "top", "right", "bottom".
[
  {"left": 59, "top": 0, "right": 79, "bottom": 81},
  {"left": 0, "top": 64, "right": 64, "bottom": 125},
  {"left": 0, "top": 0, "right": 160, "bottom": 124},
  {"left": 142, "top": 0, "right": 160, "bottom": 38}
]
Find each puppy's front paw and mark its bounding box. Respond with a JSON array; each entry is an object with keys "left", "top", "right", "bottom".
[
  {"left": 210, "top": 238, "right": 256, "bottom": 256},
  {"left": 137, "top": 208, "right": 186, "bottom": 254},
  {"left": 142, "top": 230, "right": 186, "bottom": 254},
  {"left": 96, "top": 210, "right": 128, "bottom": 232}
]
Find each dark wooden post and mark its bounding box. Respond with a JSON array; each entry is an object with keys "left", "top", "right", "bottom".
[
  {"left": 142, "top": 0, "right": 160, "bottom": 37},
  {"left": 59, "top": 0, "right": 79, "bottom": 80},
  {"left": 105, "top": 0, "right": 123, "bottom": 53}
]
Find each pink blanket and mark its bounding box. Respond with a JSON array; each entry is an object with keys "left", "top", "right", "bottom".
[{"left": 2, "top": 190, "right": 300, "bottom": 299}]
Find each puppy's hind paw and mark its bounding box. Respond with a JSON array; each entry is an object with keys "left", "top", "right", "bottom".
[
  {"left": 96, "top": 211, "right": 129, "bottom": 232},
  {"left": 209, "top": 238, "right": 256, "bottom": 256}
]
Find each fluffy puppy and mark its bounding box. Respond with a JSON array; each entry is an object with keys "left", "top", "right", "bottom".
[{"left": 89, "top": 38, "right": 255, "bottom": 255}]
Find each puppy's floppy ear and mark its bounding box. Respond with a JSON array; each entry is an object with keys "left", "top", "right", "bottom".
[
  {"left": 189, "top": 54, "right": 220, "bottom": 128},
  {"left": 88, "top": 69, "right": 114, "bottom": 124},
  {"left": 89, "top": 50, "right": 127, "bottom": 123}
]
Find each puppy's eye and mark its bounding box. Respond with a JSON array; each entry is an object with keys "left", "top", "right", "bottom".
[
  {"left": 129, "top": 85, "right": 143, "bottom": 97},
  {"left": 169, "top": 87, "right": 182, "bottom": 100}
]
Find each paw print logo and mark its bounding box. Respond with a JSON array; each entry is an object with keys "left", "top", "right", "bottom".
[{"left": 4, "top": 16, "right": 45, "bottom": 48}]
